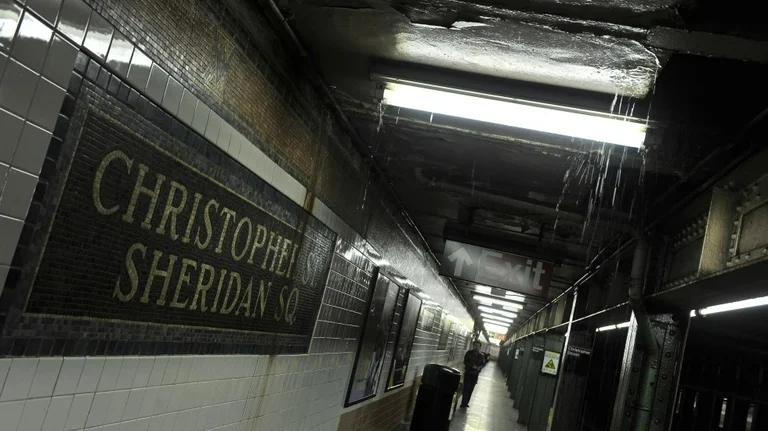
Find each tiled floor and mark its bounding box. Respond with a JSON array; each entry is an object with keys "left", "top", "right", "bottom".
[{"left": 450, "top": 361, "right": 528, "bottom": 431}]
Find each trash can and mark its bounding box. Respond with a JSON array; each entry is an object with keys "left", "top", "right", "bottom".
[{"left": 410, "top": 364, "right": 462, "bottom": 431}]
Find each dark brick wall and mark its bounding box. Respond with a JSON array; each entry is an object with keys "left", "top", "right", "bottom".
[
  {"left": 83, "top": 0, "right": 321, "bottom": 183},
  {"left": 337, "top": 376, "right": 421, "bottom": 431}
]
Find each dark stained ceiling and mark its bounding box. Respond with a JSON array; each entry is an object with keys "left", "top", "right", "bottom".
[{"left": 273, "top": 0, "right": 768, "bottom": 336}]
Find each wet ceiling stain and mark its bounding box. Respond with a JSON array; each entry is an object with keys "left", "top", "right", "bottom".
[{"left": 281, "top": 0, "right": 662, "bottom": 99}]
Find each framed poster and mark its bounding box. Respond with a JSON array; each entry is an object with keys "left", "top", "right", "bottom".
[
  {"left": 437, "top": 312, "right": 452, "bottom": 350},
  {"left": 420, "top": 306, "right": 437, "bottom": 332},
  {"left": 344, "top": 270, "right": 399, "bottom": 406},
  {"left": 383, "top": 286, "right": 408, "bottom": 371},
  {"left": 386, "top": 291, "right": 423, "bottom": 390}
]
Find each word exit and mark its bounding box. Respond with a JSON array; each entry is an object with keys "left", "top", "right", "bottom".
[{"left": 439, "top": 240, "right": 553, "bottom": 298}]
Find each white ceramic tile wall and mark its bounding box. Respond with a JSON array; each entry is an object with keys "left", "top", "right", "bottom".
[
  {"left": 0, "top": 353, "right": 352, "bottom": 431},
  {"left": 0, "top": 0, "right": 77, "bottom": 292}
]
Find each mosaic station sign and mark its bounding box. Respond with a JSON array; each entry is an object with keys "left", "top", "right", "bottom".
[{"left": 26, "top": 111, "right": 333, "bottom": 341}]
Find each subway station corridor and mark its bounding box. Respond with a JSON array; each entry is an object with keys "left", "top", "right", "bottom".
[
  {"left": 451, "top": 362, "right": 526, "bottom": 431},
  {"left": 2, "top": 0, "right": 768, "bottom": 430}
]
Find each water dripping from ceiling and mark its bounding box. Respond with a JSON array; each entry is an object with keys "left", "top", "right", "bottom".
[{"left": 551, "top": 88, "right": 654, "bottom": 264}]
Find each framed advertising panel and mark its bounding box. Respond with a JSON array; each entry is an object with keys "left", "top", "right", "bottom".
[
  {"left": 438, "top": 313, "right": 453, "bottom": 350},
  {"left": 383, "top": 286, "right": 408, "bottom": 377},
  {"left": 344, "top": 270, "right": 399, "bottom": 406},
  {"left": 386, "top": 290, "right": 423, "bottom": 390}
]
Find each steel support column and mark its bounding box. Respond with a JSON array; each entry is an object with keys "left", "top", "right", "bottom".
[
  {"left": 611, "top": 236, "right": 691, "bottom": 430},
  {"left": 617, "top": 314, "right": 689, "bottom": 430}
]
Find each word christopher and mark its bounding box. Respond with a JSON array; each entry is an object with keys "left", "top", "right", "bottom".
[{"left": 92, "top": 149, "right": 305, "bottom": 325}]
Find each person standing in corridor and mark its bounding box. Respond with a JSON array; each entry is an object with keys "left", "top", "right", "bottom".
[{"left": 460, "top": 341, "right": 485, "bottom": 408}]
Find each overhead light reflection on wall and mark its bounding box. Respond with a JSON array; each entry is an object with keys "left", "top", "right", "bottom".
[{"left": 380, "top": 80, "right": 648, "bottom": 148}]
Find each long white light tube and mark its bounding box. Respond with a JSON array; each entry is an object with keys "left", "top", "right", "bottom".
[
  {"left": 472, "top": 286, "right": 526, "bottom": 303},
  {"left": 483, "top": 318, "right": 511, "bottom": 327},
  {"left": 478, "top": 305, "right": 517, "bottom": 318},
  {"left": 504, "top": 292, "right": 526, "bottom": 302},
  {"left": 596, "top": 321, "right": 631, "bottom": 332},
  {"left": 690, "top": 295, "right": 768, "bottom": 317},
  {"left": 485, "top": 323, "right": 509, "bottom": 333},
  {"left": 481, "top": 313, "right": 514, "bottom": 323},
  {"left": 383, "top": 83, "right": 647, "bottom": 148},
  {"left": 473, "top": 295, "right": 524, "bottom": 310}
]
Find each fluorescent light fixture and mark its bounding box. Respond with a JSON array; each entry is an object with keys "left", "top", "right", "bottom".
[
  {"left": 596, "top": 321, "right": 631, "bottom": 332},
  {"left": 475, "top": 286, "right": 493, "bottom": 295},
  {"left": 485, "top": 323, "right": 509, "bottom": 333},
  {"left": 481, "top": 313, "right": 514, "bottom": 323},
  {"left": 381, "top": 81, "right": 647, "bottom": 148},
  {"left": 485, "top": 321, "right": 511, "bottom": 329},
  {"left": 483, "top": 315, "right": 511, "bottom": 323},
  {"left": 478, "top": 305, "right": 517, "bottom": 319},
  {"left": 483, "top": 316, "right": 511, "bottom": 325},
  {"left": 473, "top": 295, "right": 524, "bottom": 310},
  {"left": 691, "top": 295, "right": 768, "bottom": 317},
  {"left": 472, "top": 286, "right": 525, "bottom": 303}
]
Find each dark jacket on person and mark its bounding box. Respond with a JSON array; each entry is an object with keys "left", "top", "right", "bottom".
[{"left": 464, "top": 350, "right": 485, "bottom": 375}]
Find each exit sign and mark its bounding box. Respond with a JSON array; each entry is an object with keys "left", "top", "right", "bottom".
[{"left": 439, "top": 240, "right": 553, "bottom": 298}]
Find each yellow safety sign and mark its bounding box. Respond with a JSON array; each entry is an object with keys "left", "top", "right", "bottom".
[{"left": 541, "top": 350, "right": 560, "bottom": 375}]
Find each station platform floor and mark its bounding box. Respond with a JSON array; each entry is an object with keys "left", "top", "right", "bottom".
[{"left": 450, "top": 361, "right": 528, "bottom": 431}]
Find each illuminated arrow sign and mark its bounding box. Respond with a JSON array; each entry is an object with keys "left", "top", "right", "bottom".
[
  {"left": 439, "top": 240, "right": 553, "bottom": 298},
  {"left": 447, "top": 247, "right": 474, "bottom": 276}
]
